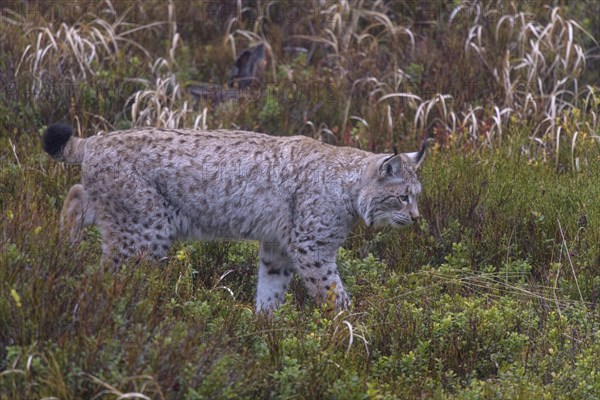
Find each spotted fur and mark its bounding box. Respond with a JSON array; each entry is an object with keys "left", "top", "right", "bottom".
[{"left": 44, "top": 124, "right": 426, "bottom": 312}]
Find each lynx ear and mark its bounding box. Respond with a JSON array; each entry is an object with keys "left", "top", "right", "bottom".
[
  {"left": 401, "top": 139, "right": 429, "bottom": 170},
  {"left": 379, "top": 140, "right": 429, "bottom": 177},
  {"left": 378, "top": 149, "right": 402, "bottom": 178}
]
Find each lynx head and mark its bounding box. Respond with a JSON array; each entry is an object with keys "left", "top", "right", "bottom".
[{"left": 358, "top": 141, "right": 427, "bottom": 228}]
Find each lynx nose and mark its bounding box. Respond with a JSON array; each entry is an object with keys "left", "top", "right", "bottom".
[{"left": 410, "top": 209, "right": 420, "bottom": 222}]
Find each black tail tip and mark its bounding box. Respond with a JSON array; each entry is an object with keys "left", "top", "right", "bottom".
[{"left": 43, "top": 123, "right": 73, "bottom": 156}]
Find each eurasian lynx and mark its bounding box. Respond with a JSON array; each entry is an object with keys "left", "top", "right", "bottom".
[{"left": 43, "top": 123, "right": 426, "bottom": 312}]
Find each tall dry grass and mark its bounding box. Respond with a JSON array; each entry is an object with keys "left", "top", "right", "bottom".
[{"left": 4, "top": 0, "right": 597, "bottom": 158}]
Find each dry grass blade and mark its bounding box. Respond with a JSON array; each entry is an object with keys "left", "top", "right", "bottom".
[
  {"left": 15, "top": 3, "right": 157, "bottom": 95},
  {"left": 84, "top": 372, "right": 162, "bottom": 400},
  {"left": 85, "top": 374, "right": 124, "bottom": 399},
  {"left": 557, "top": 219, "right": 584, "bottom": 303},
  {"left": 454, "top": 2, "right": 598, "bottom": 155},
  {"left": 127, "top": 49, "right": 204, "bottom": 129},
  {"left": 8, "top": 139, "right": 22, "bottom": 171},
  {"left": 342, "top": 320, "right": 354, "bottom": 354},
  {"left": 212, "top": 269, "right": 236, "bottom": 298},
  {"left": 0, "top": 369, "right": 25, "bottom": 377},
  {"left": 490, "top": 106, "right": 512, "bottom": 142},
  {"left": 331, "top": 311, "right": 370, "bottom": 357},
  {"left": 408, "top": 269, "right": 590, "bottom": 310},
  {"left": 571, "top": 130, "right": 579, "bottom": 171},
  {"left": 293, "top": 31, "right": 339, "bottom": 56},
  {"left": 377, "top": 92, "right": 421, "bottom": 104}
]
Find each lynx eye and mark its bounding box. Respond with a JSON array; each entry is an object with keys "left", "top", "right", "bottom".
[{"left": 399, "top": 195, "right": 409, "bottom": 203}]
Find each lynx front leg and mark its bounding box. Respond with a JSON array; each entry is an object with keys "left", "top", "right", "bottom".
[
  {"left": 291, "top": 247, "right": 350, "bottom": 311},
  {"left": 256, "top": 242, "right": 294, "bottom": 313}
]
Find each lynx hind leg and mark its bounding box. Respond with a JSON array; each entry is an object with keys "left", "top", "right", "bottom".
[
  {"left": 256, "top": 242, "right": 294, "bottom": 313},
  {"left": 94, "top": 189, "right": 176, "bottom": 268},
  {"left": 60, "top": 184, "right": 96, "bottom": 242}
]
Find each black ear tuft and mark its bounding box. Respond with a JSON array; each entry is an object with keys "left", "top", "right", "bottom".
[
  {"left": 43, "top": 123, "right": 73, "bottom": 156},
  {"left": 417, "top": 139, "right": 429, "bottom": 162}
]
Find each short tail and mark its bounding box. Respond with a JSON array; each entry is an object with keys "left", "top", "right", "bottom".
[{"left": 42, "top": 123, "right": 85, "bottom": 164}]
